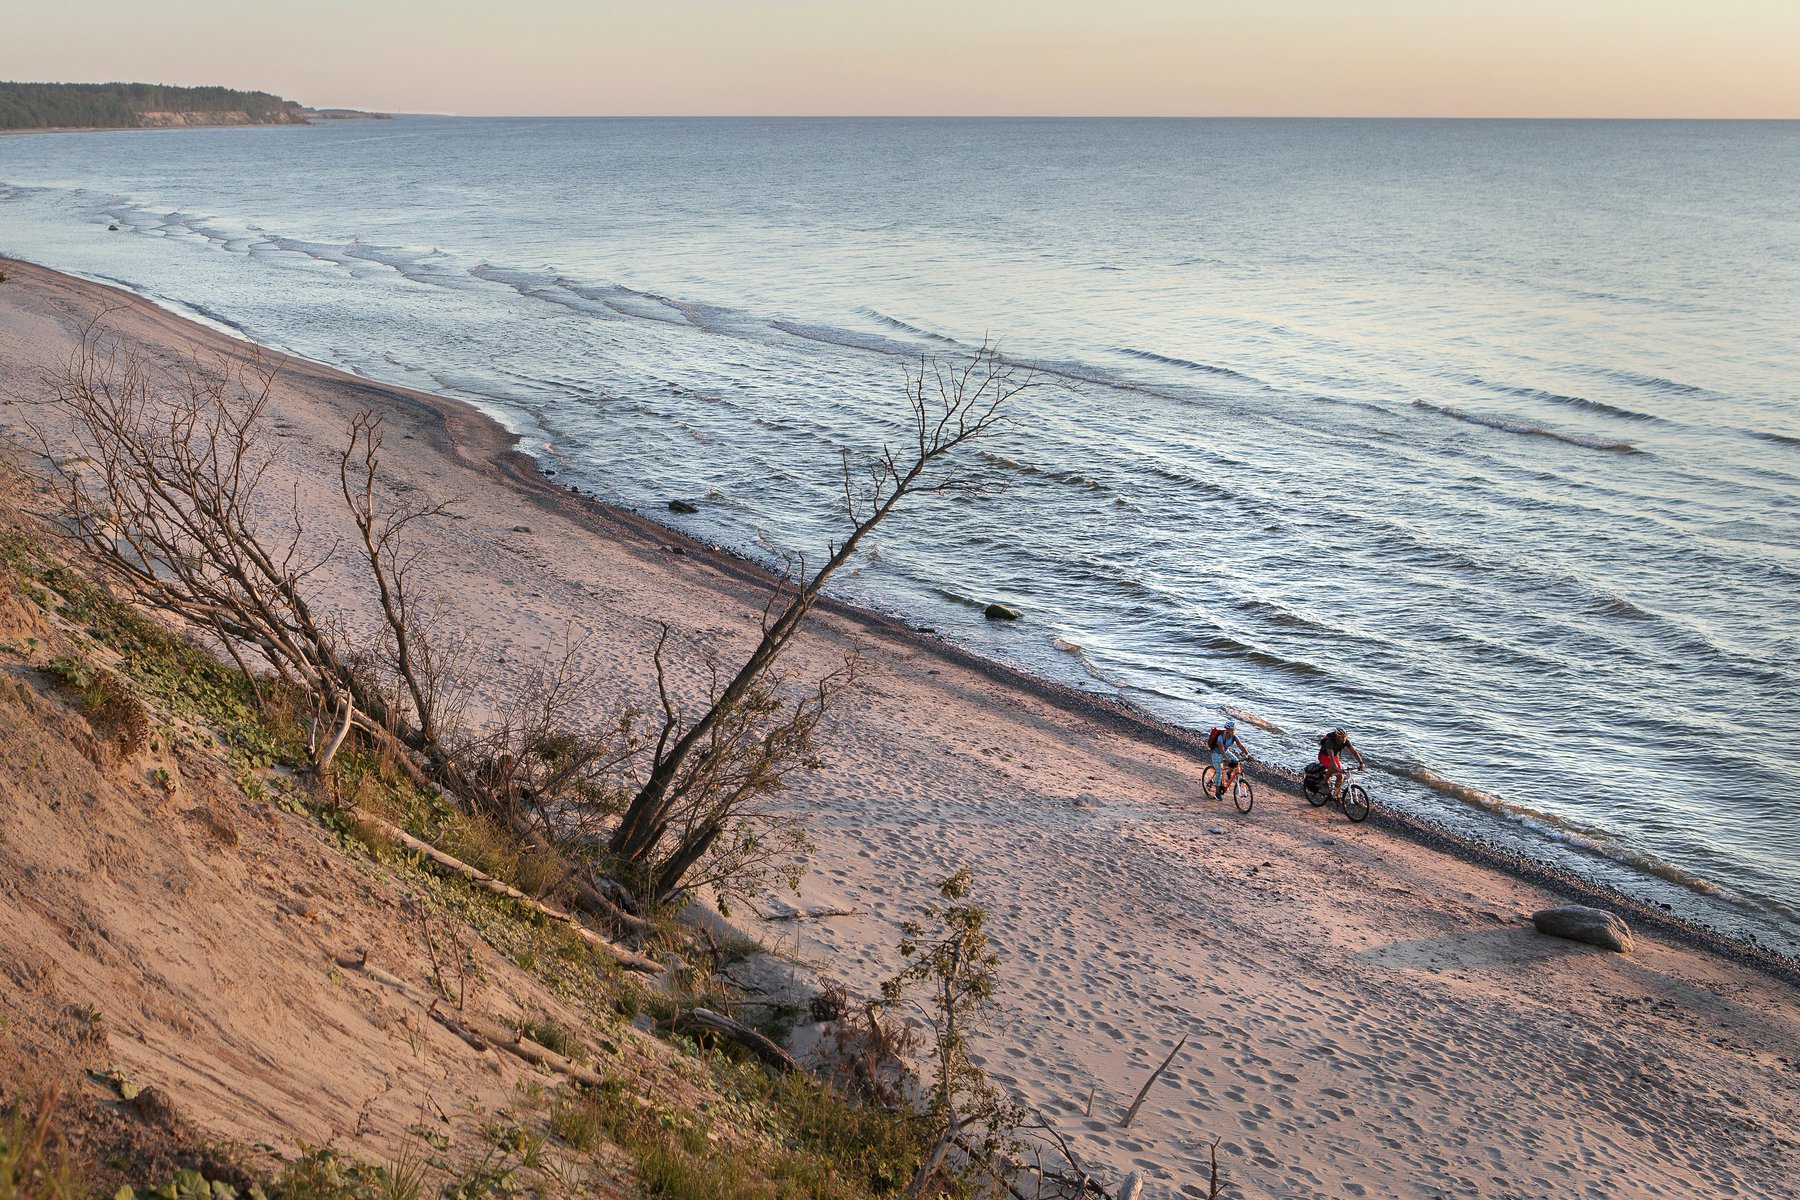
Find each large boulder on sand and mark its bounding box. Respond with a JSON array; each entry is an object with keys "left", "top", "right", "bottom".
[{"left": 1531, "top": 904, "right": 1634, "bottom": 953}]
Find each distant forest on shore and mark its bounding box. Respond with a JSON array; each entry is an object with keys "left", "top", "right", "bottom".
[{"left": 0, "top": 81, "right": 306, "bottom": 129}]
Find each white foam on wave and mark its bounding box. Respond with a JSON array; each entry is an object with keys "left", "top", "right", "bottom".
[
  {"left": 1401, "top": 765, "right": 1732, "bottom": 900},
  {"left": 1223, "top": 706, "right": 1283, "bottom": 735},
  {"left": 1051, "top": 634, "right": 1127, "bottom": 689}
]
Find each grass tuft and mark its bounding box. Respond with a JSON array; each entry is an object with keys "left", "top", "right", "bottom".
[{"left": 0, "top": 1083, "right": 85, "bottom": 1200}]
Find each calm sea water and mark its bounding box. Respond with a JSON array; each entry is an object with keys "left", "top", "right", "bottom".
[{"left": 4, "top": 118, "right": 1797, "bottom": 954}]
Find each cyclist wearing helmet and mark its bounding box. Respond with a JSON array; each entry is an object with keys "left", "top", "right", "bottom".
[
  {"left": 1318, "top": 726, "right": 1364, "bottom": 794},
  {"left": 1208, "top": 718, "right": 1248, "bottom": 801}
]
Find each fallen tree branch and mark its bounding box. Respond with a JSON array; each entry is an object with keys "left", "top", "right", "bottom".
[
  {"left": 1120, "top": 1034, "right": 1187, "bottom": 1129},
  {"left": 428, "top": 1010, "right": 607, "bottom": 1087},
  {"left": 672, "top": 1007, "right": 802, "bottom": 1074},
  {"left": 334, "top": 952, "right": 607, "bottom": 1086},
  {"left": 353, "top": 811, "right": 662, "bottom": 973}
]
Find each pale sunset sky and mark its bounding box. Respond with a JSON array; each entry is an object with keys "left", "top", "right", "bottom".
[{"left": 5, "top": 0, "right": 1796, "bottom": 118}]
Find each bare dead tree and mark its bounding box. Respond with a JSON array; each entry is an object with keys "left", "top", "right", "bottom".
[
  {"left": 32, "top": 322, "right": 453, "bottom": 772},
  {"left": 609, "top": 344, "right": 1035, "bottom": 901},
  {"left": 339, "top": 411, "right": 465, "bottom": 759},
  {"left": 37, "top": 330, "right": 339, "bottom": 703}
]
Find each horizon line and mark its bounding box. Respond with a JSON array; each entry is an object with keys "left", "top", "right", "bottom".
[{"left": 378, "top": 111, "right": 1800, "bottom": 122}]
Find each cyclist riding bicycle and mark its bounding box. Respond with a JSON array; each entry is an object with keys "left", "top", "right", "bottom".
[
  {"left": 1317, "top": 726, "right": 1365, "bottom": 794},
  {"left": 1208, "top": 719, "right": 1248, "bottom": 801}
]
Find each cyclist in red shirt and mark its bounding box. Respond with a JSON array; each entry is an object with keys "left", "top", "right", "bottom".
[{"left": 1318, "top": 726, "right": 1365, "bottom": 794}]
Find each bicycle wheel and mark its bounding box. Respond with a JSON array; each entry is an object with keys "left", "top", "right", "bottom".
[
  {"left": 1232, "top": 776, "right": 1254, "bottom": 814},
  {"left": 1305, "top": 775, "right": 1329, "bottom": 806},
  {"left": 1343, "top": 784, "right": 1372, "bottom": 823},
  {"left": 1200, "top": 766, "right": 1217, "bottom": 800}
]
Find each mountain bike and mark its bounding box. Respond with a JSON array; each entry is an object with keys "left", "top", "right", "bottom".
[
  {"left": 1303, "top": 764, "right": 1371, "bottom": 823},
  {"left": 1200, "top": 759, "right": 1254, "bottom": 814}
]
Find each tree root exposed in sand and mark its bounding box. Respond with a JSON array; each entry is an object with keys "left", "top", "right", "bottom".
[{"left": 353, "top": 810, "right": 662, "bottom": 973}]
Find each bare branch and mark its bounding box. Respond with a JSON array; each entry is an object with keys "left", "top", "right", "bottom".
[{"left": 609, "top": 344, "right": 1037, "bottom": 901}]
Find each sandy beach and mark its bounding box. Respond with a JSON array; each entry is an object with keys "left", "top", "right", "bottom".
[{"left": 2, "top": 256, "right": 1795, "bottom": 1199}]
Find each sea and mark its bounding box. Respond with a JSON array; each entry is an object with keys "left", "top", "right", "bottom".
[{"left": 3, "top": 117, "right": 1796, "bottom": 957}]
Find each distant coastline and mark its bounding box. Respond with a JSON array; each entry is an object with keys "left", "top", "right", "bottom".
[
  {"left": 0, "top": 80, "right": 388, "bottom": 133},
  {"left": 0, "top": 114, "right": 392, "bottom": 138}
]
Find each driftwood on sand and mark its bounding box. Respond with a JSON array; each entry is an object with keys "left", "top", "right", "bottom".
[
  {"left": 1120, "top": 1034, "right": 1187, "bottom": 1129},
  {"left": 354, "top": 810, "right": 662, "bottom": 973}
]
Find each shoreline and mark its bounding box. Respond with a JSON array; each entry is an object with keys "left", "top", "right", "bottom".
[
  {"left": 5, "top": 255, "right": 1797, "bottom": 1196},
  {"left": 7, "top": 253, "right": 1790, "bottom": 987}
]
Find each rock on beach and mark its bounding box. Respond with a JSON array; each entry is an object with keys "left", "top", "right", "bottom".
[{"left": 1531, "top": 904, "right": 1635, "bottom": 952}]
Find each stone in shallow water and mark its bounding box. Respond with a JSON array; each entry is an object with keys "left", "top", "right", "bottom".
[
  {"left": 668, "top": 499, "right": 699, "bottom": 514},
  {"left": 984, "top": 602, "right": 1022, "bottom": 621},
  {"left": 1531, "top": 904, "right": 1635, "bottom": 953}
]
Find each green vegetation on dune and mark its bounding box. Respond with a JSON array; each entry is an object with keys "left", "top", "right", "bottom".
[
  {"left": 0, "top": 82, "right": 302, "bottom": 130},
  {"left": 0, "top": 519, "right": 953, "bottom": 1200}
]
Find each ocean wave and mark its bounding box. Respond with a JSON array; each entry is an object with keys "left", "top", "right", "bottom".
[
  {"left": 665, "top": 381, "right": 733, "bottom": 408},
  {"left": 604, "top": 298, "right": 687, "bottom": 325},
  {"left": 471, "top": 267, "right": 690, "bottom": 326},
  {"left": 1126, "top": 457, "right": 1236, "bottom": 501},
  {"left": 89, "top": 276, "right": 253, "bottom": 342},
  {"left": 927, "top": 586, "right": 983, "bottom": 609},
  {"left": 1183, "top": 628, "right": 1327, "bottom": 678},
  {"left": 1750, "top": 429, "right": 1800, "bottom": 449},
  {"left": 1236, "top": 597, "right": 1333, "bottom": 635},
  {"left": 1413, "top": 401, "right": 1640, "bottom": 453},
  {"left": 1002, "top": 354, "right": 1179, "bottom": 401},
  {"left": 975, "top": 450, "right": 1109, "bottom": 493},
  {"left": 1113, "top": 347, "right": 1265, "bottom": 387},
  {"left": 1589, "top": 590, "right": 1659, "bottom": 622},
  {"left": 1702, "top": 517, "right": 1800, "bottom": 551},
  {"left": 773, "top": 319, "right": 916, "bottom": 357},
  {"left": 1051, "top": 636, "right": 1127, "bottom": 688},
  {"left": 343, "top": 241, "right": 494, "bottom": 294},
  {"left": 1575, "top": 365, "right": 1715, "bottom": 399},
  {"left": 264, "top": 234, "right": 362, "bottom": 273},
  {"left": 1223, "top": 706, "right": 1283, "bottom": 734},
  {"left": 859, "top": 309, "right": 959, "bottom": 344},
  {"left": 1399, "top": 765, "right": 1731, "bottom": 899},
  {"left": 668, "top": 298, "right": 741, "bottom": 334},
  {"left": 1500, "top": 384, "right": 1661, "bottom": 424},
  {"left": 344, "top": 240, "right": 428, "bottom": 273}
]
